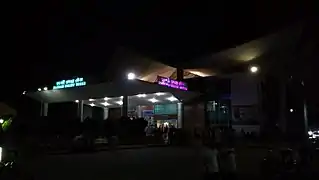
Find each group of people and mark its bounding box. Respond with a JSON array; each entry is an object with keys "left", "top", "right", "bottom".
[
  {"left": 194, "top": 126, "right": 237, "bottom": 180},
  {"left": 144, "top": 123, "right": 177, "bottom": 144}
]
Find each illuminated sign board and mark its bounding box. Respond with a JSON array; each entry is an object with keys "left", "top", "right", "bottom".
[
  {"left": 157, "top": 76, "right": 188, "bottom": 91},
  {"left": 53, "top": 77, "right": 86, "bottom": 90}
]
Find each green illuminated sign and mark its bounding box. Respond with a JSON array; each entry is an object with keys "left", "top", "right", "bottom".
[{"left": 53, "top": 77, "right": 86, "bottom": 90}]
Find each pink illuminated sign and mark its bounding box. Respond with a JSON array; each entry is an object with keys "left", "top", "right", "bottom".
[{"left": 157, "top": 76, "right": 188, "bottom": 91}]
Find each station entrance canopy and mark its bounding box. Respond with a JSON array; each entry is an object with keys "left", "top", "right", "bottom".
[{"left": 26, "top": 79, "right": 200, "bottom": 104}]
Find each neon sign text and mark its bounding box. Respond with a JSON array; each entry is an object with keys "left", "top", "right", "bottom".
[{"left": 53, "top": 77, "right": 86, "bottom": 90}]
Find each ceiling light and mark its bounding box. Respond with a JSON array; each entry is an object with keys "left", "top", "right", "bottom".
[
  {"left": 89, "top": 103, "right": 95, "bottom": 107},
  {"left": 101, "top": 102, "right": 111, "bottom": 106},
  {"left": 148, "top": 98, "right": 159, "bottom": 103},
  {"left": 136, "top": 94, "right": 147, "bottom": 98},
  {"left": 249, "top": 65, "right": 259, "bottom": 73},
  {"left": 104, "top": 97, "right": 109, "bottom": 101},
  {"left": 89, "top": 99, "right": 95, "bottom": 101},
  {"left": 75, "top": 100, "right": 79, "bottom": 103},
  {"left": 37, "top": 88, "right": 41, "bottom": 91},
  {"left": 116, "top": 101, "right": 123, "bottom": 105},
  {"left": 22, "top": 91, "right": 26, "bottom": 95},
  {"left": 43, "top": 87, "right": 48, "bottom": 91},
  {"left": 167, "top": 96, "right": 178, "bottom": 102},
  {"left": 127, "top": 72, "right": 136, "bottom": 80},
  {"left": 155, "top": 92, "right": 165, "bottom": 96},
  {"left": 120, "top": 96, "right": 123, "bottom": 99}
]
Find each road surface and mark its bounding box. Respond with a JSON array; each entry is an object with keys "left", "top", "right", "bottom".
[{"left": 26, "top": 147, "right": 204, "bottom": 180}]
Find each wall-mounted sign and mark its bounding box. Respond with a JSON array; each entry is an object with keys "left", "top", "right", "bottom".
[
  {"left": 157, "top": 76, "right": 188, "bottom": 91},
  {"left": 53, "top": 77, "right": 86, "bottom": 90}
]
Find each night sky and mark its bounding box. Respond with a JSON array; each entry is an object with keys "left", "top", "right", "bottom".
[{"left": 2, "top": 2, "right": 310, "bottom": 102}]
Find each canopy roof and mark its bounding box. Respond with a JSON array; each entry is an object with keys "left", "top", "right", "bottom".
[{"left": 27, "top": 80, "right": 200, "bottom": 104}]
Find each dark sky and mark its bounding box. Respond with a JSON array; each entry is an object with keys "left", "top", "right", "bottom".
[{"left": 3, "top": 1, "right": 310, "bottom": 99}]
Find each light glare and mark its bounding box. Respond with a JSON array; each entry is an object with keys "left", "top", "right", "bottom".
[
  {"left": 43, "top": 87, "right": 48, "bottom": 91},
  {"left": 89, "top": 103, "right": 95, "bottom": 107},
  {"left": 155, "top": 92, "right": 165, "bottom": 96},
  {"left": 148, "top": 98, "right": 159, "bottom": 103},
  {"left": 167, "top": 96, "right": 178, "bottom": 102},
  {"left": 250, "top": 66, "right": 259, "bottom": 73},
  {"left": 101, "top": 102, "right": 111, "bottom": 106},
  {"left": 38, "top": 88, "right": 41, "bottom": 91},
  {"left": 0, "top": 119, "right": 3, "bottom": 124},
  {"left": 136, "top": 94, "right": 147, "bottom": 98},
  {"left": 75, "top": 100, "right": 79, "bottom": 103},
  {"left": 89, "top": 99, "right": 95, "bottom": 101},
  {"left": 127, "top": 72, "right": 136, "bottom": 80},
  {"left": 116, "top": 101, "right": 123, "bottom": 105}
]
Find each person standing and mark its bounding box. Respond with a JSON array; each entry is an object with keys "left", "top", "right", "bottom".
[{"left": 203, "top": 143, "right": 220, "bottom": 180}]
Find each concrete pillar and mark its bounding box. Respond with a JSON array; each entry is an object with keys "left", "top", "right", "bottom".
[
  {"left": 121, "top": 95, "right": 128, "bottom": 117},
  {"left": 177, "top": 102, "right": 183, "bottom": 128},
  {"left": 103, "top": 108, "right": 109, "bottom": 120},
  {"left": 43, "top": 103, "right": 48, "bottom": 116},
  {"left": 136, "top": 105, "right": 142, "bottom": 118},
  {"left": 79, "top": 100, "right": 84, "bottom": 122},
  {"left": 177, "top": 68, "right": 184, "bottom": 81}
]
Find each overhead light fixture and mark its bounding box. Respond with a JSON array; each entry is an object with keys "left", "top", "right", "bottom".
[
  {"left": 89, "top": 99, "right": 95, "bottom": 101},
  {"left": 89, "top": 103, "right": 95, "bottom": 107},
  {"left": 249, "top": 65, "right": 259, "bottom": 73},
  {"left": 0, "top": 146, "right": 2, "bottom": 162},
  {"left": 101, "top": 102, "right": 111, "bottom": 106},
  {"left": 116, "top": 101, "right": 123, "bottom": 105},
  {"left": 75, "top": 100, "right": 79, "bottom": 103},
  {"left": 22, "top": 91, "right": 26, "bottom": 95},
  {"left": 37, "top": 88, "right": 41, "bottom": 91},
  {"left": 148, "top": 98, "right": 159, "bottom": 103},
  {"left": 136, "top": 94, "right": 147, "bottom": 98},
  {"left": 167, "top": 96, "right": 178, "bottom": 102},
  {"left": 104, "top": 97, "right": 109, "bottom": 101},
  {"left": 155, "top": 92, "right": 165, "bottom": 96},
  {"left": 120, "top": 96, "right": 123, "bottom": 99},
  {"left": 289, "top": 108, "right": 294, "bottom": 112},
  {"left": 127, "top": 72, "right": 136, "bottom": 80},
  {"left": 43, "top": 87, "right": 48, "bottom": 91}
]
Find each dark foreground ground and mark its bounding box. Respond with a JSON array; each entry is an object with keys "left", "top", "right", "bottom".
[{"left": 17, "top": 146, "right": 318, "bottom": 180}]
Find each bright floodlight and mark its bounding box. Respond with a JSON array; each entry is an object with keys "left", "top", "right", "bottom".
[
  {"left": 0, "top": 119, "right": 3, "bottom": 124},
  {"left": 167, "top": 96, "right": 178, "bottom": 102},
  {"left": 120, "top": 96, "right": 123, "bottom": 99},
  {"left": 104, "top": 97, "right": 109, "bottom": 101},
  {"left": 89, "top": 103, "right": 95, "bottom": 107},
  {"left": 250, "top": 66, "right": 259, "bottom": 73},
  {"left": 136, "top": 94, "right": 147, "bottom": 98},
  {"left": 308, "top": 131, "right": 313, "bottom": 136},
  {"left": 22, "top": 91, "right": 26, "bottom": 95},
  {"left": 0, "top": 147, "right": 2, "bottom": 162},
  {"left": 43, "top": 87, "right": 48, "bottom": 91},
  {"left": 37, "top": 88, "right": 41, "bottom": 91},
  {"left": 155, "top": 92, "right": 165, "bottom": 96},
  {"left": 101, "top": 102, "right": 111, "bottom": 106},
  {"left": 116, "top": 101, "right": 123, "bottom": 105},
  {"left": 148, "top": 98, "right": 159, "bottom": 103},
  {"left": 75, "top": 100, "right": 79, "bottom": 103},
  {"left": 89, "top": 99, "right": 95, "bottom": 101},
  {"left": 289, "top": 108, "right": 294, "bottom": 112},
  {"left": 127, "top": 72, "right": 136, "bottom": 80}
]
